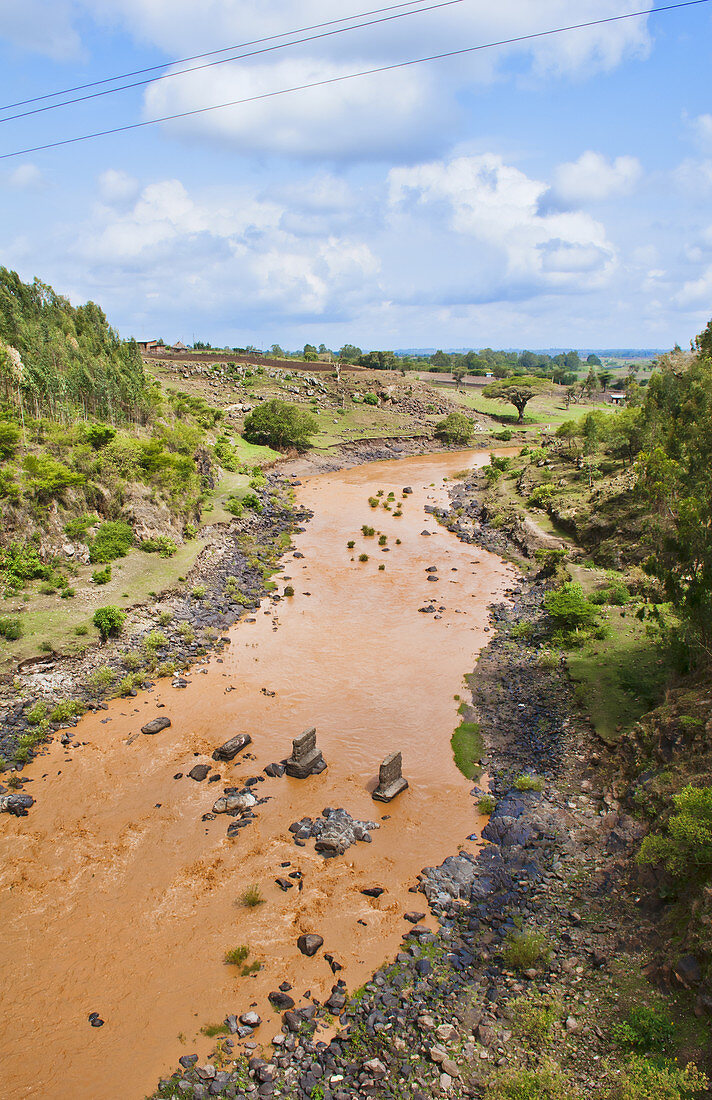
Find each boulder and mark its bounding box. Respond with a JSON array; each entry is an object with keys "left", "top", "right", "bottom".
[
  {"left": 297, "top": 934, "right": 324, "bottom": 957},
  {"left": 188, "top": 764, "right": 211, "bottom": 782},
  {"left": 212, "top": 733, "right": 252, "bottom": 761},
  {"left": 141, "top": 717, "right": 171, "bottom": 735},
  {"left": 212, "top": 791, "right": 257, "bottom": 814}
]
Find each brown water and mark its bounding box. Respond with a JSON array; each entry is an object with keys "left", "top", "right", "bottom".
[{"left": 0, "top": 449, "right": 514, "bottom": 1100}]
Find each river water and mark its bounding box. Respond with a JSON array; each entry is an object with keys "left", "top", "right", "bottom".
[{"left": 0, "top": 448, "right": 514, "bottom": 1099}]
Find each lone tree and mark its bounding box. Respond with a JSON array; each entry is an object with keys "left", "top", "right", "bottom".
[
  {"left": 482, "top": 375, "right": 550, "bottom": 422},
  {"left": 242, "top": 398, "right": 318, "bottom": 451},
  {"left": 93, "top": 605, "right": 126, "bottom": 643},
  {"left": 434, "top": 411, "right": 474, "bottom": 445}
]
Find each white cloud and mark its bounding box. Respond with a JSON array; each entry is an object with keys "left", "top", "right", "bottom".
[
  {"left": 0, "top": 0, "right": 81, "bottom": 58},
  {"left": 82, "top": 0, "right": 651, "bottom": 161},
  {"left": 98, "top": 169, "right": 141, "bottom": 205},
  {"left": 388, "top": 153, "right": 616, "bottom": 292},
  {"left": 674, "top": 265, "right": 712, "bottom": 308},
  {"left": 552, "top": 151, "right": 642, "bottom": 203},
  {"left": 675, "top": 158, "right": 712, "bottom": 197},
  {"left": 143, "top": 58, "right": 449, "bottom": 162},
  {"left": 686, "top": 112, "right": 712, "bottom": 152},
  {"left": 6, "top": 163, "right": 44, "bottom": 189}
]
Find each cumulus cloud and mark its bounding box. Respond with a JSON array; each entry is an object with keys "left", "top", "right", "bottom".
[
  {"left": 72, "top": 176, "right": 380, "bottom": 321},
  {"left": 674, "top": 265, "right": 712, "bottom": 308},
  {"left": 83, "top": 0, "right": 651, "bottom": 161},
  {"left": 388, "top": 153, "right": 616, "bottom": 295},
  {"left": 675, "top": 158, "right": 712, "bottom": 197},
  {"left": 98, "top": 169, "right": 141, "bottom": 205},
  {"left": 686, "top": 112, "right": 712, "bottom": 151},
  {"left": 6, "top": 163, "right": 44, "bottom": 189},
  {"left": 552, "top": 151, "right": 642, "bottom": 203}
]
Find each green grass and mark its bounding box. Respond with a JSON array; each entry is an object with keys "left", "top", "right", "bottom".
[
  {"left": 237, "top": 883, "right": 264, "bottom": 908},
  {"left": 0, "top": 539, "right": 202, "bottom": 670},
  {"left": 443, "top": 386, "right": 601, "bottom": 427},
  {"left": 565, "top": 567, "right": 669, "bottom": 744},
  {"left": 232, "top": 436, "right": 280, "bottom": 465},
  {"left": 309, "top": 404, "right": 422, "bottom": 449},
  {"left": 224, "top": 945, "right": 249, "bottom": 965},
  {"left": 451, "top": 719, "right": 484, "bottom": 779},
  {"left": 200, "top": 469, "right": 251, "bottom": 526}
]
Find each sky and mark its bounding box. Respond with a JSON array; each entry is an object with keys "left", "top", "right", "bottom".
[{"left": 0, "top": 0, "right": 711, "bottom": 352}]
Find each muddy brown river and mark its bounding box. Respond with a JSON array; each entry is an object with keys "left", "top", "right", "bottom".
[{"left": 0, "top": 449, "right": 514, "bottom": 1099}]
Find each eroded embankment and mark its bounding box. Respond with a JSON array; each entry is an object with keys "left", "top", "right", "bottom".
[{"left": 0, "top": 448, "right": 515, "bottom": 1100}]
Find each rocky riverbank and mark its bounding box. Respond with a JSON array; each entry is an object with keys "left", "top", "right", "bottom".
[
  {"left": 149, "top": 469, "right": 701, "bottom": 1100},
  {"left": 0, "top": 471, "right": 307, "bottom": 780}
]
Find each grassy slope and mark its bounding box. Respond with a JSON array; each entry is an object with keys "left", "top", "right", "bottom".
[{"left": 443, "top": 385, "right": 601, "bottom": 426}]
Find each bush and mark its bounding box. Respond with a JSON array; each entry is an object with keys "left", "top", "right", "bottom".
[
  {"left": 478, "top": 794, "right": 496, "bottom": 814},
  {"left": 607, "top": 1055, "right": 707, "bottom": 1100},
  {"left": 85, "top": 423, "right": 116, "bottom": 450},
  {"left": 0, "top": 420, "right": 20, "bottom": 459},
  {"left": 347, "top": 540, "right": 355, "bottom": 549},
  {"left": 638, "top": 785, "right": 712, "bottom": 883},
  {"left": 225, "top": 497, "right": 243, "bottom": 517},
  {"left": 0, "top": 543, "right": 53, "bottom": 590},
  {"left": 543, "top": 582, "right": 600, "bottom": 636},
  {"left": 89, "top": 521, "right": 133, "bottom": 564},
  {"left": 192, "top": 585, "right": 206, "bottom": 599},
  {"left": 283, "top": 585, "right": 294, "bottom": 597},
  {"left": 143, "top": 630, "right": 167, "bottom": 654},
  {"left": 92, "top": 565, "right": 112, "bottom": 585},
  {"left": 361, "top": 525, "right": 375, "bottom": 537},
  {"left": 363, "top": 392, "right": 378, "bottom": 406},
  {"left": 238, "top": 884, "right": 264, "bottom": 908},
  {"left": 514, "top": 773, "right": 545, "bottom": 792},
  {"left": 378, "top": 535, "right": 387, "bottom": 546},
  {"left": 92, "top": 605, "right": 126, "bottom": 642},
  {"left": 0, "top": 615, "right": 22, "bottom": 640},
  {"left": 224, "top": 945, "right": 249, "bottom": 965},
  {"left": 63, "top": 513, "right": 99, "bottom": 540},
  {"left": 611, "top": 1006, "right": 675, "bottom": 1055},
  {"left": 528, "top": 485, "right": 555, "bottom": 509},
  {"left": 140, "top": 536, "right": 177, "bottom": 558},
  {"left": 358, "top": 554, "right": 369, "bottom": 562},
  {"left": 434, "top": 412, "right": 474, "bottom": 445},
  {"left": 502, "top": 930, "right": 550, "bottom": 971},
  {"left": 511, "top": 993, "right": 561, "bottom": 1044},
  {"left": 242, "top": 398, "right": 318, "bottom": 451},
  {"left": 60, "top": 587, "right": 75, "bottom": 598},
  {"left": 241, "top": 492, "right": 262, "bottom": 513},
  {"left": 88, "top": 665, "right": 116, "bottom": 689},
  {"left": 23, "top": 454, "right": 84, "bottom": 500},
  {"left": 368, "top": 496, "right": 379, "bottom": 508}
]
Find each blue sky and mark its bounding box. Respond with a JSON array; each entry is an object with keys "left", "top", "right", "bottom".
[{"left": 1, "top": 0, "right": 711, "bottom": 351}]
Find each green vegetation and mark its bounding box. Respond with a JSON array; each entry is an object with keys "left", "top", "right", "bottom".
[
  {"left": 485, "top": 1061, "right": 577, "bottom": 1099},
  {"left": 510, "top": 993, "right": 561, "bottom": 1045},
  {"left": 89, "top": 521, "right": 134, "bottom": 564},
  {"left": 243, "top": 398, "right": 317, "bottom": 451},
  {"left": 502, "top": 930, "right": 550, "bottom": 971},
  {"left": 0, "top": 615, "right": 22, "bottom": 640},
  {"left": 543, "top": 582, "right": 601, "bottom": 643},
  {"left": 434, "top": 411, "right": 474, "bottom": 444},
  {"left": 237, "top": 884, "right": 264, "bottom": 908},
  {"left": 92, "top": 605, "right": 126, "bottom": 642},
  {"left": 482, "top": 376, "right": 552, "bottom": 422},
  {"left": 224, "top": 945, "right": 249, "bottom": 965},
  {"left": 450, "top": 719, "right": 483, "bottom": 779},
  {"left": 92, "top": 565, "right": 111, "bottom": 585},
  {"left": 478, "top": 793, "right": 496, "bottom": 814},
  {"left": 140, "top": 536, "right": 177, "bottom": 558},
  {"left": 638, "top": 785, "right": 712, "bottom": 884},
  {"left": 609, "top": 1056, "right": 707, "bottom": 1100},
  {"left": 513, "top": 774, "right": 545, "bottom": 792},
  {"left": 358, "top": 553, "right": 369, "bottom": 562}
]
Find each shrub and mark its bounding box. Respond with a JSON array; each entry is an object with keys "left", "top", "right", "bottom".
[
  {"left": 88, "top": 665, "right": 117, "bottom": 689},
  {"left": 434, "top": 412, "right": 473, "bottom": 445},
  {"left": 358, "top": 554, "right": 369, "bottom": 562},
  {"left": 283, "top": 585, "right": 295, "bottom": 597},
  {"left": 378, "top": 564, "right": 385, "bottom": 571},
  {"left": 63, "top": 513, "right": 99, "bottom": 540},
  {"left": 607, "top": 1055, "right": 707, "bottom": 1100},
  {"left": 637, "top": 785, "right": 712, "bottom": 882},
  {"left": 200, "top": 1023, "right": 227, "bottom": 1038},
  {"left": 224, "top": 945, "right": 249, "bottom": 965},
  {"left": 23, "top": 454, "right": 84, "bottom": 500},
  {"left": 514, "top": 774, "right": 545, "bottom": 792},
  {"left": 238, "top": 884, "right": 264, "bottom": 908},
  {"left": 361, "top": 525, "right": 375, "bottom": 537},
  {"left": 0, "top": 420, "right": 20, "bottom": 459},
  {"left": 528, "top": 485, "right": 555, "bottom": 509},
  {"left": 60, "top": 587, "right": 75, "bottom": 598},
  {"left": 511, "top": 993, "right": 561, "bottom": 1045},
  {"left": 92, "top": 565, "right": 112, "bottom": 585},
  {"left": 241, "top": 960, "right": 261, "bottom": 976},
  {"left": 241, "top": 492, "right": 263, "bottom": 513},
  {"left": 0, "top": 615, "right": 22, "bottom": 640},
  {"left": 49, "top": 700, "right": 86, "bottom": 722},
  {"left": 242, "top": 398, "right": 318, "bottom": 451},
  {"left": 495, "top": 429, "right": 513, "bottom": 441},
  {"left": 157, "top": 610, "right": 172, "bottom": 626},
  {"left": 85, "top": 423, "right": 116, "bottom": 450},
  {"left": 92, "top": 605, "right": 126, "bottom": 642},
  {"left": 378, "top": 535, "right": 387, "bottom": 546},
  {"left": 0, "top": 543, "right": 53, "bottom": 590},
  {"left": 478, "top": 794, "right": 496, "bottom": 815},
  {"left": 140, "top": 536, "right": 177, "bottom": 558},
  {"left": 611, "top": 1006, "right": 675, "bottom": 1055},
  {"left": 368, "top": 497, "right": 379, "bottom": 508},
  {"left": 225, "top": 497, "right": 243, "bottom": 517},
  {"left": 143, "top": 630, "right": 167, "bottom": 654},
  {"left": 502, "top": 930, "right": 550, "bottom": 971},
  {"left": 347, "top": 540, "right": 355, "bottom": 549},
  {"left": 543, "top": 582, "right": 600, "bottom": 636},
  {"left": 192, "top": 584, "right": 206, "bottom": 599},
  {"left": 75, "top": 624, "right": 88, "bottom": 636},
  {"left": 89, "top": 521, "right": 133, "bottom": 564},
  {"left": 363, "top": 392, "right": 378, "bottom": 406}
]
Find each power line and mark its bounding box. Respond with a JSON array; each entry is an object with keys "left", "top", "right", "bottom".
[
  {"left": 0, "top": 0, "right": 439, "bottom": 111},
  {"left": 0, "top": 0, "right": 463, "bottom": 125},
  {"left": 1, "top": 0, "right": 709, "bottom": 161}
]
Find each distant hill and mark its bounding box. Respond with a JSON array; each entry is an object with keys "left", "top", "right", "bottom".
[{"left": 394, "top": 347, "right": 666, "bottom": 358}]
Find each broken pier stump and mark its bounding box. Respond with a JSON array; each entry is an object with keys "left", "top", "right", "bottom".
[
  {"left": 372, "top": 751, "right": 408, "bottom": 802},
  {"left": 285, "top": 727, "right": 326, "bottom": 779}
]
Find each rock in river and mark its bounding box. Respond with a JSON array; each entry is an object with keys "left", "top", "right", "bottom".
[
  {"left": 141, "top": 717, "right": 171, "bottom": 735},
  {"left": 188, "top": 764, "right": 211, "bottom": 782},
  {"left": 212, "top": 733, "right": 252, "bottom": 761},
  {"left": 297, "top": 934, "right": 324, "bottom": 957},
  {"left": 212, "top": 791, "right": 257, "bottom": 814}
]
